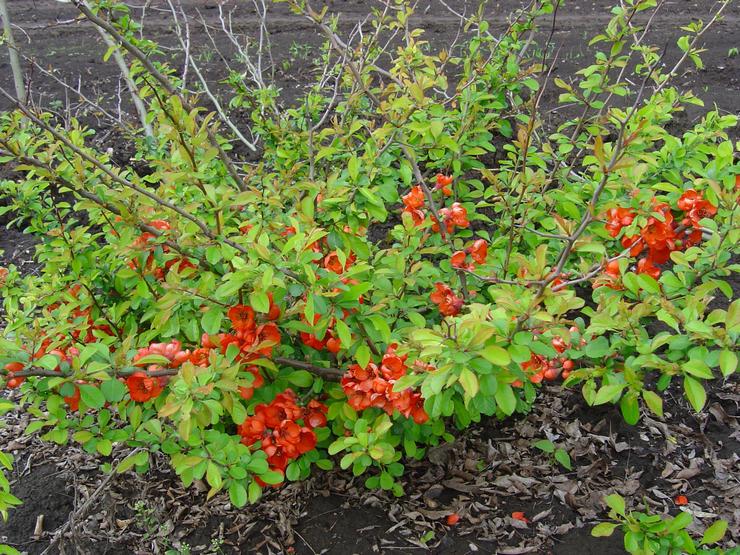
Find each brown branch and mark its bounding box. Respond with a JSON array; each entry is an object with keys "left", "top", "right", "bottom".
[
  {"left": 5, "top": 357, "right": 343, "bottom": 382},
  {"left": 274, "top": 357, "right": 344, "bottom": 380}
]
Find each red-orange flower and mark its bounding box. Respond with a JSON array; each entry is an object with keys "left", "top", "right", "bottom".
[
  {"left": 402, "top": 207, "right": 426, "bottom": 226},
  {"left": 636, "top": 257, "right": 660, "bottom": 279},
  {"left": 621, "top": 235, "right": 643, "bottom": 257},
  {"left": 126, "top": 371, "right": 164, "bottom": 402},
  {"left": 237, "top": 390, "right": 319, "bottom": 483},
  {"left": 238, "top": 366, "right": 265, "bottom": 401},
  {"left": 402, "top": 186, "right": 425, "bottom": 210},
  {"left": 450, "top": 251, "right": 471, "bottom": 270},
  {"left": 435, "top": 174, "right": 453, "bottom": 196},
  {"left": 341, "top": 345, "right": 428, "bottom": 424},
  {"left": 323, "top": 251, "right": 355, "bottom": 274},
  {"left": 228, "top": 305, "right": 255, "bottom": 332},
  {"left": 64, "top": 385, "right": 81, "bottom": 412},
  {"left": 133, "top": 340, "right": 190, "bottom": 371},
  {"left": 305, "top": 399, "right": 328, "bottom": 428},
  {"left": 266, "top": 292, "right": 281, "bottom": 321},
  {"left": 604, "top": 259, "right": 621, "bottom": 279},
  {"left": 605, "top": 207, "right": 635, "bottom": 238},
  {"left": 430, "top": 283, "right": 463, "bottom": 316},
  {"left": 678, "top": 189, "right": 716, "bottom": 228},
  {"left": 469, "top": 239, "right": 488, "bottom": 264}
]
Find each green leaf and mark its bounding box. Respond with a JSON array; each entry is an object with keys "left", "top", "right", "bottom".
[
  {"left": 258, "top": 470, "right": 284, "bottom": 485},
  {"left": 285, "top": 462, "right": 300, "bottom": 482},
  {"left": 201, "top": 308, "right": 223, "bottom": 335},
  {"left": 355, "top": 344, "right": 371, "bottom": 369},
  {"left": 96, "top": 439, "right": 112, "bottom": 456},
  {"left": 667, "top": 510, "right": 692, "bottom": 533},
  {"left": 480, "top": 344, "right": 511, "bottom": 366},
  {"left": 117, "top": 451, "right": 148, "bottom": 473},
  {"left": 459, "top": 368, "right": 479, "bottom": 399},
  {"left": 683, "top": 359, "right": 714, "bottom": 380},
  {"left": 129, "top": 354, "right": 170, "bottom": 366},
  {"left": 719, "top": 349, "right": 737, "bottom": 377},
  {"left": 36, "top": 354, "right": 60, "bottom": 371},
  {"left": 554, "top": 448, "right": 572, "bottom": 470},
  {"left": 604, "top": 494, "right": 625, "bottom": 516},
  {"left": 228, "top": 482, "right": 247, "bottom": 507},
  {"left": 637, "top": 274, "right": 660, "bottom": 294},
  {"left": 101, "top": 379, "right": 127, "bottom": 404},
  {"left": 591, "top": 522, "right": 618, "bottom": 537},
  {"left": 250, "top": 291, "right": 270, "bottom": 314},
  {"left": 206, "top": 462, "right": 223, "bottom": 490},
  {"left": 700, "top": 520, "right": 728, "bottom": 545},
  {"left": 247, "top": 480, "right": 262, "bottom": 503},
  {"left": 287, "top": 370, "right": 313, "bottom": 388},
  {"left": 683, "top": 376, "right": 706, "bottom": 412},
  {"left": 335, "top": 319, "right": 352, "bottom": 349},
  {"left": 429, "top": 120, "right": 444, "bottom": 139},
  {"left": 368, "top": 315, "right": 392, "bottom": 345},
  {"left": 245, "top": 458, "right": 269, "bottom": 474},
  {"left": 407, "top": 312, "right": 426, "bottom": 328},
  {"left": 348, "top": 156, "right": 360, "bottom": 181},
  {"left": 79, "top": 384, "right": 105, "bottom": 409},
  {"left": 584, "top": 336, "right": 610, "bottom": 358},
  {"left": 642, "top": 390, "right": 663, "bottom": 417},
  {"left": 495, "top": 383, "right": 516, "bottom": 415},
  {"left": 620, "top": 394, "right": 640, "bottom": 425},
  {"left": 592, "top": 384, "right": 624, "bottom": 406},
  {"left": 533, "top": 439, "right": 554, "bottom": 453}
]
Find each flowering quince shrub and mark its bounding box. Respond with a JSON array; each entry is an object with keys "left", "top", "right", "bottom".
[{"left": 0, "top": 0, "right": 737, "bottom": 516}]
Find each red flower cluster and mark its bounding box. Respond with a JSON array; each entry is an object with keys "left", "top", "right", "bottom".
[
  {"left": 603, "top": 191, "right": 717, "bottom": 280},
  {"left": 3, "top": 341, "right": 80, "bottom": 390},
  {"left": 432, "top": 202, "right": 469, "bottom": 234},
  {"left": 129, "top": 339, "right": 191, "bottom": 402},
  {"left": 46, "top": 285, "right": 117, "bottom": 344},
  {"left": 237, "top": 366, "right": 265, "bottom": 401},
  {"left": 677, "top": 189, "right": 718, "bottom": 228},
  {"left": 133, "top": 339, "right": 191, "bottom": 371},
  {"left": 521, "top": 333, "right": 580, "bottom": 383},
  {"left": 126, "top": 372, "right": 164, "bottom": 403},
  {"left": 300, "top": 314, "right": 342, "bottom": 354},
  {"left": 451, "top": 239, "right": 488, "bottom": 271},
  {"left": 237, "top": 390, "right": 326, "bottom": 481},
  {"left": 64, "top": 384, "right": 82, "bottom": 411},
  {"left": 128, "top": 220, "right": 195, "bottom": 280},
  {"left": 402, "top": 185, "right": 426, "bottom": 226},
  {"left": 3, "top": 361, "right": 25, "bottom": 389},
  {"left": 430, "top": 283, "right": 464, "bottom": 317},
  {"left": 202, "top": 303, "right": 282, "bottom": 363},
  {"left": 435, "top": 174, "right": 453, "bottom": 196},
  {"left": 605, "top": 207, "right": 635, "bottom": 238},
  {"left": 126, "top": 298, "right": 281, "bottom": 403},
  {"left": 323, "top": 251, "right": 357, "bottom": 275},
  {"left": 341, "top": 345, "right": 428, "bottom": 424}
]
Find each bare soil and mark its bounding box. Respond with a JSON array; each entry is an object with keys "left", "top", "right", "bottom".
[{"left": 0, "top": 1, "right": 738, "bottom": 554}]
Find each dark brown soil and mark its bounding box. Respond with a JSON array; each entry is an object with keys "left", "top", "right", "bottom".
[{"left": 1, "top": 1, "right": 738, "bottom": 554}]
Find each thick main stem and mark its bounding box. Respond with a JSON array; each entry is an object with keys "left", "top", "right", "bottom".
[
  {"left": 91, "top": 17, "right": 153, "bottom": 137},
  {"left": 0, "top": 0, "right": 25, "bottom": 103}
]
